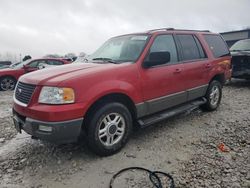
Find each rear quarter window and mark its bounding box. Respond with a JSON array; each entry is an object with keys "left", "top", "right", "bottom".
[{"left": 204, "top": 34, "right": 230, "bottom": 58}]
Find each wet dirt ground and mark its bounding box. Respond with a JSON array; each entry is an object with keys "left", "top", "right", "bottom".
[{"left": 0, "top": 79, "right": 249, "bottom": 188}]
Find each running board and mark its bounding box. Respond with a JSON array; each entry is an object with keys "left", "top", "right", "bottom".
[{"left": 137, "top": 98, "right": 207, "bottom": 128}]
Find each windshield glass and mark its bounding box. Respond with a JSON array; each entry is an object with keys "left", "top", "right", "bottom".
[
  {"left": 11, "top": 59, "right": 32, "bottom": 69},
  {"left": 89, "top": 34, "right": 149, "bottom": 63},
  {"left": 230, "top": 39, "right": 250, "bottom": 51}
]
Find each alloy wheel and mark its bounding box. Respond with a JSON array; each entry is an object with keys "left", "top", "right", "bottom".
[
  {"left": 0, "top": 78, "right": 15, "bottom": 91},
  {"left": 209, "top": 85, "right": 220, "bottom": 106},
  {"left": 98, "top": 113, "right": 126, "bottom": 146}
]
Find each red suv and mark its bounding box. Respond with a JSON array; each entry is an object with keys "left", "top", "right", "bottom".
[
  {"left": 0, "top": 58, "right": 71, "bottom": 91},
  {"left": 12, "top": 29, "right": 231, "bottom": 156}
]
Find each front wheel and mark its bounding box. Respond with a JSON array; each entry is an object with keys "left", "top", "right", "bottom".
[
  {"left": 201, "top": 80, "right": 222, "bottom": 111},
  {"left": 0, "top": 76, "right": 16, "bottom": 91},
  {"left": 86, "top": 102, "right": 132, "bottom": 156}
]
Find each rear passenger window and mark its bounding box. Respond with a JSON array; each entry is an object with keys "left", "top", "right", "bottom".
[
  {"left": 149, "top": 35, "right": 178, "bottom": 63},
  {"left": 29, "top": 60, "right": 46, "bottom": 68},
  {"left": 28, "top": 61, "right": 38, "bottom": 68},
  {"left": 204, "top": 35, "right": 230, "bottom": 58},
  {"left": 177, "top": 35, "right": 201, "bottom": 61},
  {"left": 47, "top": 60, "right": 63, "bottom": 65}
]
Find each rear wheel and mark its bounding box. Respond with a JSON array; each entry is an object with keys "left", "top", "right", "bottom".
[
  {"left": 86, "top": 102, "right": 132, "bottom": 156},
  {"left": 201, "top": 80, "right": 222, "bottom": 111},
  {"left": 0, "top": 76, "right": 16, "bottom": 91}
]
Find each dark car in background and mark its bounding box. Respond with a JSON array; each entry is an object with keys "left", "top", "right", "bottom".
[
  {"left": 0, "top": 58, "right": 71, "bottom": 91},
  {"left": 230, "top": 39, "right": 250, "bottom": 79}
]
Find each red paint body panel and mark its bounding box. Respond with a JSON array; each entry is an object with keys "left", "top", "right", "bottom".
[
  {"left": 0, "top": 68, "right": 25, "bottom": 80},
  {"left": 13, "top": 30, "right": 232, "bottom": 124}
]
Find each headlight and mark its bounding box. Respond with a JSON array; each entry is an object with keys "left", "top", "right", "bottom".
[{"left": 38, "top": 86, "right": 75, "bottom": 104}]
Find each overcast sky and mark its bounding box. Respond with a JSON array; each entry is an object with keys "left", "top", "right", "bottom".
[{"left": 0, "top": 0, "right": 249, "bottom": 58}]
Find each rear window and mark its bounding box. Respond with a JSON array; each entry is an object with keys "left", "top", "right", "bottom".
[{"left": 204, "top": 35, "right": 230, "bottom": 58}]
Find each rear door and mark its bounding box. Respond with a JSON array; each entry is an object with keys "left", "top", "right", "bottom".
[
  {"left": 139, "top": 34, "right": 186, "bottom": 116},
  {"left": 176, "top": 34, "right": 210, "bottom": 101}
]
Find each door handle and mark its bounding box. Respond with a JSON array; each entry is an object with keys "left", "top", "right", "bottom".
[
  {"left": 174, "top": 68, "right": 182, "bottom": 73},
  {"left": 205, "top": 63, "right": 211, "bottom": 68}
]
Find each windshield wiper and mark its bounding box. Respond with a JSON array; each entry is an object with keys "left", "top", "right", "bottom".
[{"left": 92, "top": 57, "right": 118, "bottom": 64}]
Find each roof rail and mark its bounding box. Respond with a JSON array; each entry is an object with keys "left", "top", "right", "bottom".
[
  {"left": 173, "top": 29, "right": 210, "bottom": 32},
  {"left": 147, "top": 28, "right": 210, "bottom": 33},
  {"left": 147, "top": 28, "right": 174, "bottom": 32}
]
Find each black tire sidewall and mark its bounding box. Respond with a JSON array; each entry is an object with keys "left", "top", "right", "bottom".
[
  {"left": 0, "top": 77, "right": 16, "bottom": 91},
  {"left": 86, "top": 102, "right": 132, "bottom": 156}
]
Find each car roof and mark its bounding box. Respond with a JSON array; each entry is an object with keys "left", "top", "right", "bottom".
[
  {"left": 31, "top": 58, "right": 68, "bottom": 61},
  {"left": 114, "top": 28, "right": 215, "bottom": 38}
]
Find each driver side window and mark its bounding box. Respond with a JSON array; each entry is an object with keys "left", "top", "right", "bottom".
[
  {"left": 28, "top": 61, "right": 39, "bottom": 68},
  {"left": 29, "top": 60, "right": 46, "bottom": 68},
  {"left": 147, "top": 35, "right": 178, "bottom": 64}
]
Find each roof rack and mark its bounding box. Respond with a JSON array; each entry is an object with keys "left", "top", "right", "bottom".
[
  {"left": 147, "top": 28, "right": 210, "bottom": 33},
  {"left": 147, "top": 28, "right": 174, "bottom": 32}
]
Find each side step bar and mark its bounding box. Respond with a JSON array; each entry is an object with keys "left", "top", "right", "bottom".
[{"left": 137, "top": 98, "right": 207, "bottom": 128}]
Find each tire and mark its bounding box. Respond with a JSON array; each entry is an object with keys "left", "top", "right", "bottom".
[
  {"left": 0, "top": 76, "right": 16, "bottom": 91},
  {"left": 201, "top": 80, "right": 222, "bottom": 111},
  {"left": 86, "top": 102, "right": 132, "bottom": 156}
]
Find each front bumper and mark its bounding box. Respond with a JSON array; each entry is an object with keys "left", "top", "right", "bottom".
[
  {"left": 232, "top": 69, "right": 250, "bottom": 79},
  {"left": 13, "top": 110, "right": 83, "bottom": 144}
]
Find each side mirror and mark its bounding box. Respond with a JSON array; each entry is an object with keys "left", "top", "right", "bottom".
[{"left": 143, "top": 51, "right": 170, "bottom": 68}]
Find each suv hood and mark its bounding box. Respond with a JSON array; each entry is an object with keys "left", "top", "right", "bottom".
[
  {"left": 19, "top": 63, "right": 119, "bottom": 86},
  {"left": 231, "top": 51, "right": 250, "bottom": 56}
]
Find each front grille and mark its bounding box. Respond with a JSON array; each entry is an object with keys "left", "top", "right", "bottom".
[
  {"left": 232, "top": 56, "right": 250, "bottom": 71},
  {"left": 15, "top": 82, "right": 36, "bottom": 105}
]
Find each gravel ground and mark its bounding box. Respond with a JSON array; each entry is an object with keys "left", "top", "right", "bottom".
[
  {"left": 0, "top": 79, "right": 249, "bottom": 188},
  {"left": 0, "top": 91, "right": 14, "bottom": 144}
]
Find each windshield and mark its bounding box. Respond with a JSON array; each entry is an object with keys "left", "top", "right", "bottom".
[
  {"left": 89, "top": 34, "right": 149, "bottom": 63},
  {"left": 230, "top": 39, "right": 250, "bottom": 51},
  {"left": 11, "top": 59, "right": 32, "bottom": 69}
]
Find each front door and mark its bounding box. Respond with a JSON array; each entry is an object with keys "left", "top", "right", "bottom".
[{"left": 139, "top": 34, "right": 187, "bottom": 116}]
